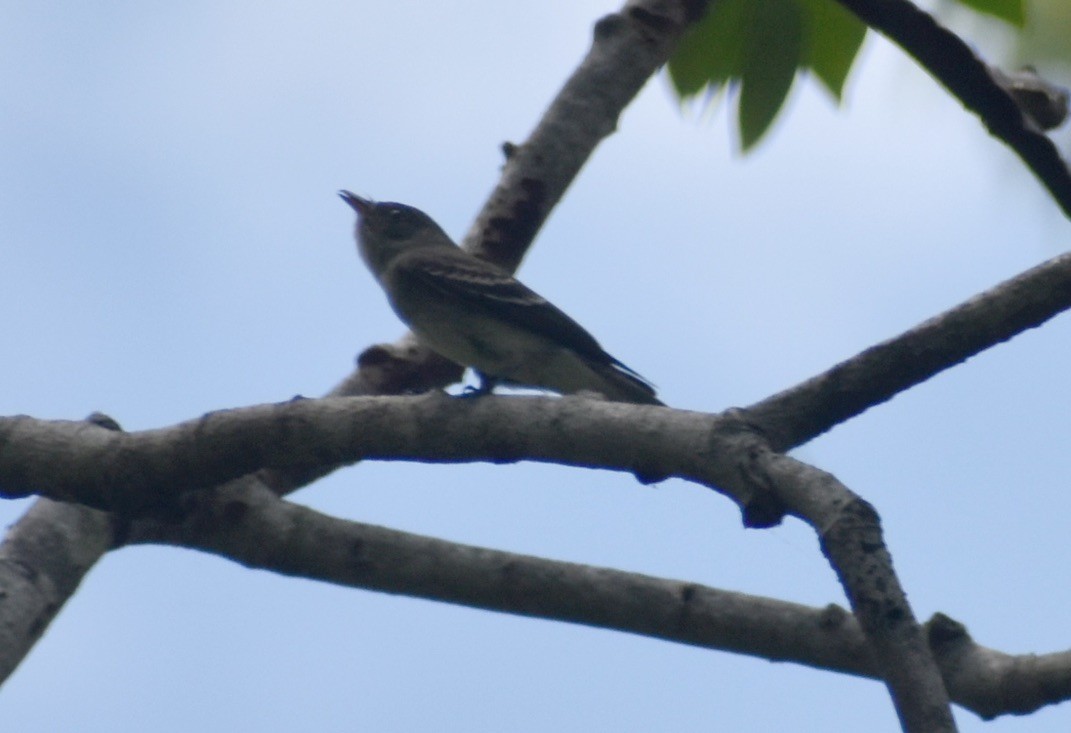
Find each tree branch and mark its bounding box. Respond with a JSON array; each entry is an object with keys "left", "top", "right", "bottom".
[
  {"left": 746, "top": 250, "right": 1071, "bottom": 451},
  {"left": 126, "top": 477, "right": 1071, "bottom": 720},
  {"left": 927, "top": 614, "right": 1071, "bottom": 719},
  {"left": 8, "top": 4, "right": 1057, "bottom": 727},
  {"left": 0, "top": 396, "right": 725, "bottom": 514},
  {"left": 0, "top": 498, "right": 113, "bottom": 682},
  {"left": 0, "top": 413, "right": 122, "bottom": 682},
  {"left": 759, "top": 452, "right": 954, "bottom": 730},
  {"left": 836, "top": 0, "right": 1071, "bottom": 217},
  {"left": 0, "top": 394, "right": 954, "bottom": 724},
  {"left": 129, "top": 478, "right": 877, "bottom": 672}
]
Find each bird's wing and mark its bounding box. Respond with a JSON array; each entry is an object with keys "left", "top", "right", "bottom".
[{"left": 390, "top": 248, "right": 652, "bottom": 387}]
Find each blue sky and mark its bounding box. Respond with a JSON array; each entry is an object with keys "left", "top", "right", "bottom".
[{"left": 2, "top": 2, "right": 1070, "bottom": 731}]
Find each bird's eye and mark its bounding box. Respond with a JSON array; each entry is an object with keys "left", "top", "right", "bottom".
[{"left": 382, "top": 204, "right": 420, "bottom": 239}]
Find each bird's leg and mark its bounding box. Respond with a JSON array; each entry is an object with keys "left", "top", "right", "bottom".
[{"left": 461, "top": 371, "right": 499, "bottom": 398}]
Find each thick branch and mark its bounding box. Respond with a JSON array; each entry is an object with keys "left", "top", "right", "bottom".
[
  {"left": 5, "top": 389, "right": 1065, "bottom": 719},
  {"left": 0, "top": 393, "right": 952, "bottom": 725},
  {"left": 0, "top": 414, "right": 121, "bottom": 682},
  {"left": 836, "top": 0, "right": 1071, "bottom": 217},
  {"left": 0, "top": 396, "right": 732, "bottom": 515},
  {"left": 0, "top": 499, "right": 113, "bottom": 681},
  {"left": 760, "top": 453, "right": 955, "bottom": 731}
]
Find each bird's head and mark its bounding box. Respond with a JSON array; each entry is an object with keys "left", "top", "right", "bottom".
[{"left": 339, "top": 191, "right": 453, "bottom": 277}]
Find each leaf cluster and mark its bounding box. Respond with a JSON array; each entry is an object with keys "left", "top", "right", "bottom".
[{"left": 667, "top": 0, "right": 1024, "bottom": 149}]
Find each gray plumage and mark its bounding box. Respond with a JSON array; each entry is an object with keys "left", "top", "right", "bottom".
[{"left": 340, "top": 191, "right": 662, "bottom": 405}]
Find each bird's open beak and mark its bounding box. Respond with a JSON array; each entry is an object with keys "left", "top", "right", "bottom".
[{"left": 338, "top": 190, "right": 373, "bottom": 215}]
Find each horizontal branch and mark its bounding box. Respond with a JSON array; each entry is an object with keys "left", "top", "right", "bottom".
[
  {"left": 6, "top": 385, "right": 1060, "bottom": 718},
  {"left": 0, "top": 396, "right": 764, "bottom": 519},
  {"left": 131, "top": 479, "right": 1071, "bottom": 719},
  {"left": 132, "top": 479, "right": 874, "bottom": 671},
  {"left": 0, "top": 393, "right": 958, "bottom": 721}
]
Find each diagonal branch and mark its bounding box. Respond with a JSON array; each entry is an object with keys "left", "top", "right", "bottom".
[
  {"left": 0, "top": 498, "right": 113, "bottom": 682},
  {"left": 747, "top": 251, "right": 1071, "bottom": 451},
  {"left": 0, "top": 412, "right": 121, "bottom": 683},
  {"left": 836, "top": 0, "right": 1071, "bottom": 217},
  {"left": 758, "top": 451, "right": 954, "bottom": 730}
]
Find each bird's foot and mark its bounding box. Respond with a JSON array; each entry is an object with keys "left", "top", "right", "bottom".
[{"left": 460, "top": 372, "right": 498, "bottom": 398}]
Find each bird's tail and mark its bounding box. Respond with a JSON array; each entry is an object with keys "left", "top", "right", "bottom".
[{"left": 591, "top": 361, "right": 664, "bottom": 406}]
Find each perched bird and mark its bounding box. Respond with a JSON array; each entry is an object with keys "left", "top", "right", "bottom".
[{"left": 340, "top": 191, "right": 662, "bottom": 405}]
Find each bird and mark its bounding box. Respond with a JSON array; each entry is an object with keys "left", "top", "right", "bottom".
[{"left": 340, "top": 191, "right": 662, "bottom": 406}]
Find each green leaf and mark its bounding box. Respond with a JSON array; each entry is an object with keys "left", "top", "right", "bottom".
[
  {"left": 952, "top": 0, "right": 1025, "bottom": 27},
  {"left": 667, "top": 0, "right": 751, "bottom": 99},
  {"left": 666, "top": 0, "right": 864, "bottom": 151},
  {"left": 738, "top": 0, "right": 804, "bottom": 150},
  {"left": 798, "top": 0, "right": 867, "bottom": 100}
]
